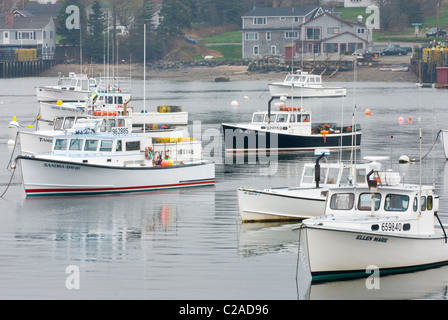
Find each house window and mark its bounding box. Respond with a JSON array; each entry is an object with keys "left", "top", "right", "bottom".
[
  {"left": 253, "top": 46, "right": 259, "bottom": 55},
  {"left": 357, "top": 28, "right": 365, "bottom": 34},
  {"left": 324, "top": 43, "right": 338, "bottom": 53},
  {"left": 271, "top": 45, "right": 276, "bottom": 55},
  {"left": 285, "top": 31, "right": 299, "bottom": 39},
  {"left": 43, "top": 31, "right": 46, "bottom": 39},
  {"left": 17, "top": 31, "right": 34, "bottom": 40},
  {"left": 294, "top": 17, "right": 301, "bottom": 23},
  {"left": 253, "top": 17, "right": 266, "bottom": 25},
  {"left": 245, "top": 32, "right": 259, "bottom": 41},
  {"left": 327, "top": 27, "right": 339, "bottom": 35},
  {"left": 266, "top": 32, "right": 271, "bottom": 41},
  {"left": 306, "top": 28, "right": 321, "bottom": 40}
]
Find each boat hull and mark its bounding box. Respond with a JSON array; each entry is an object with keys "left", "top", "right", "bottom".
[
  {"left": 36, "top": 87, "right": 91, "bottom": 102},
  {"left": 237, "top": 187, "right": 327, "bottom": 222},
  {"left": 303, "top": 225, "right": 448, "bottom": 282},
  {"left": 18, "top": 156, "right": 215, "bottom": 197},
  {"left": 222, "top": 124, "right": 361, "bottom": 153},
  {"left": 268, "top": 84, "right": 346, "bottom": 98}
]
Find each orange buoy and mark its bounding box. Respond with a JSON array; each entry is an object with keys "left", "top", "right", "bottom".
[{"left": 365, "top": 108, "right": 371, "bottom": 116}]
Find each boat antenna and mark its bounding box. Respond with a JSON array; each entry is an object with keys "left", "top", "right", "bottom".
[{"left": 143, "top": 23, "right": 146, "bottom": 134}]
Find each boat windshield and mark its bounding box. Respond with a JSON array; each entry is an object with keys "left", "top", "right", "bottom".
[
  {"left": 252, "top": 114, "right": 264, "bottom": 123},
  {"left": 385, "top": 194, "right": 409, "bottom": 212},
  {"left": 358, "top": 193, "right": 381, "bottom": 211},
  {"left": 276, "top": 114, "right": 288, "bottom": 123},
  {"left": 330, "top": 193, "right": 354, "bottom": 210}
]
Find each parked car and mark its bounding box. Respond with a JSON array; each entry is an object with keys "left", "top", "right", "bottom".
[
  {"left": 381, "top": 45, "right": 408, "bottom": 56},
  {"left": 426, "top": 27, "right": 446, "bottom": 37}
]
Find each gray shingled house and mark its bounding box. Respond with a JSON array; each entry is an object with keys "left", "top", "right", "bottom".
[{"left": 242, "top": 5, "right": 368, "bottom": 59}]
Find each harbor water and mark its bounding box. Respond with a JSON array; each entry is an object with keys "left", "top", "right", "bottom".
[{"left": 1, "top": 76, "right": 448, "bottom": 300}]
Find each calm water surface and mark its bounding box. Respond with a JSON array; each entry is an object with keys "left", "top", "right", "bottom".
[{"left": 1, "top": 76, "right": 448, "bottom": 300}]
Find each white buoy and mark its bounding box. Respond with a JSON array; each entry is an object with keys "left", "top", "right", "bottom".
[
  {"left": 231, "top": 100, "right": 240, "bottom": 107},
  {"left": 8, "top": 116, "right": 19, "bottom": 129},
  {"left": 399, "top": 155, "right": 410, "bottom": 163},
  {"left": 243, "top": 96, "right": 249, "bottom": 100}
]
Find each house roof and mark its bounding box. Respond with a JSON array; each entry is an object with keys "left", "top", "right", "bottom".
[
  {"left": 0, "top": 17, "right": 53, "bottom": 30},
  {"left": 243, "top": 6, "right": 323, "bottom": 17},
  {"left": 25, "top": 3, "right": 62, "bottom": 17},
  {"left": 302, "top": 12, "right": 365, "bottom": 28}
]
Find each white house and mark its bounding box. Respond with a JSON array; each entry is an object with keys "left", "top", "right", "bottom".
[
  {"left": 300, "top": 12, "right": 369, "bottom": 56},
  {"left": 0, "top": 13, "right": 57, "bottom": 59}
]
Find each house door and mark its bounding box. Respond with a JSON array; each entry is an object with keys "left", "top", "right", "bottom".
[
  {"left": 340, "top": 43, "right": 347, "bottom": 54},
  {"left": 3, "top": 32, "right": 9, "bottom": 44},
  {"left": 313, "top": 44, "right": 319, "bottom": 54}
]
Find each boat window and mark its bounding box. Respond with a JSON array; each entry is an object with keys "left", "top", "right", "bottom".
[
  {"left": 117, "top": 119, "right": 125, "bottom": 127},
  {"left": 299, "top": 76, "right": 306, "bottom": 82},
  {"left": 421, "top": 196, "right": 426, "bottom": 211},
  {"left": 290, "top": 114, "right": 296, "bottom": 122},
  {"left": 301, "top": 166, "right": 315, "bottom": 184},
  {"left": 71, "top": 79, "right": 77, "bottom": 86},
  {"left": 64, "top": 117, "right": 75, "bottom": 129},
  {"left": 107, "top": 96, "right": 114, "bottom": 104},
  {"left": 330, "top": 193, "right": 354, "bottom": 210},
  {"left": 54, "top": 139, "right": 67, "bottom": 150},
  {"left": 303, "top": 114, "right": 310, "bottom": 122},
  {"left": 326, "top": 167, "right": 339, "bottom": 184},
  {"left": 385, "top": 194, "right": 409, "bottom": 211},
  {"left": 126, "top": 141, "right": 140, "bottom": 151},
  {"left": 276, "top": 114, "right": 288, "bottom": 123},
  {"left": 265, "top": 114, "right": 276, "bottom": 122},
  {"left": 355, "top": 168, "right": 367, "bottom": 184},
  {"left": 285, "top": 76, "right": 293, "bottom": 82},
  {"left": 54, "top": 117, "right": 64, "bottom": 130},
  {"left": 84, "top": 139, "right": 99, "bottom": 151},
  {"left": 81, "top": 79, "right": 88, "bottom": 90},
  {"left": 100, "top": 120, "right": 107, "bottom": 132},
  {"left": 252, "top": 114, "right": 264, "bottom": 123},
  {"left": 309, "top": 77, "right": 315, "bottom": 83},
  {"left": 413, "top": 197, "right": 418, "bottom": 211},
  {"left": 89, "top": 79, "right": 96, "bottom": 87},
  {"left": 117, "top": 96, "right": 123, "bottom": 104},
  {"left": 427, "top": 196, "right": 433, "bottom": 211},
  {"left": 69, "top": 138, "right": 83, "bottom": 151},
  {"left": 358, "top": 193, "right": 381, "bottom": 211},
  {"left": 116, "top": 140, "right": 122, "bottom": 151},
  {"left": 100, "top": 140, "right": 113, "bottom": 151},
  {"left": 293, "top": 76, "right": 300, "bottom": 82}
]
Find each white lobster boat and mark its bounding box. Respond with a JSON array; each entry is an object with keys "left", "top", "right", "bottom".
[
  {"left": 238, "top": 154, "right": 401, "bottom": 222},
  {"left": 35, "top": 72, "right": 98, "bottom": 102},
  {"left": 38, "top": 91, "right": 189, "bottom": 129},
  {"left": 19, "top": 116, "right": 185, "bottom": 156},
  {"left": 16, "top": 120, "right": 214, "bottom": 197},
  {"left": 296, "top": 167, "right": 448, "bottom": 283},
  {"left": 268, "top": 71, "right": 346, "bottom": 98}
]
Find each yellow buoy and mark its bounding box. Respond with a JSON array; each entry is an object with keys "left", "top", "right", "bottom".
[{"left": 57, "top": 100, "right": 63, "bottom": 106}]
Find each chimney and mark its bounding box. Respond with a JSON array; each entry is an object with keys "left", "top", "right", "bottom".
[
  {"left": 5, "top": 12, "right": 14, "bottom": 27},
  {"left": 273, "top": 1, "right": 277, "bottom": 8}
]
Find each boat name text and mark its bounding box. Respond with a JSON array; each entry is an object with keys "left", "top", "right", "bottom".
[
  {"left": 44, "top": 163, "right": 81, "bottom": 170},
  {"left": 356, "top": 235, "right": 388, "bottom": 243}
]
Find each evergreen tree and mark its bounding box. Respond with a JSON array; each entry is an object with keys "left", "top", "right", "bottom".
[{"left": 86, "top": 0, "right": 107, "bottom": 63}]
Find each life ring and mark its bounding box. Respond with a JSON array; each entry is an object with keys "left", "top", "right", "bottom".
[{"left": 145, "top": 146, "right": 153, "bottom": 160}]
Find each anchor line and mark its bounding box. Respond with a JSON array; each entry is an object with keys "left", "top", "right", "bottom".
[{"left": 1, "top": 158, "right": 18, "bottom": 198}]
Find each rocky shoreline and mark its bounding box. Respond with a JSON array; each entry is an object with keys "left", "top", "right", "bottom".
[{"left": 39, "top": 55, "right": 420, "bottom": 83}]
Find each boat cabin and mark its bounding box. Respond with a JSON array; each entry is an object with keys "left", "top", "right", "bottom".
[
  {"left": 282, "top": 72, "right": 322, "bottom": 87},
  {"left": 300, "top": 162, "right": 368, "bottom": 188},
  {"left": 57, "top": 73, "right": 97, "bottom": 91}
]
